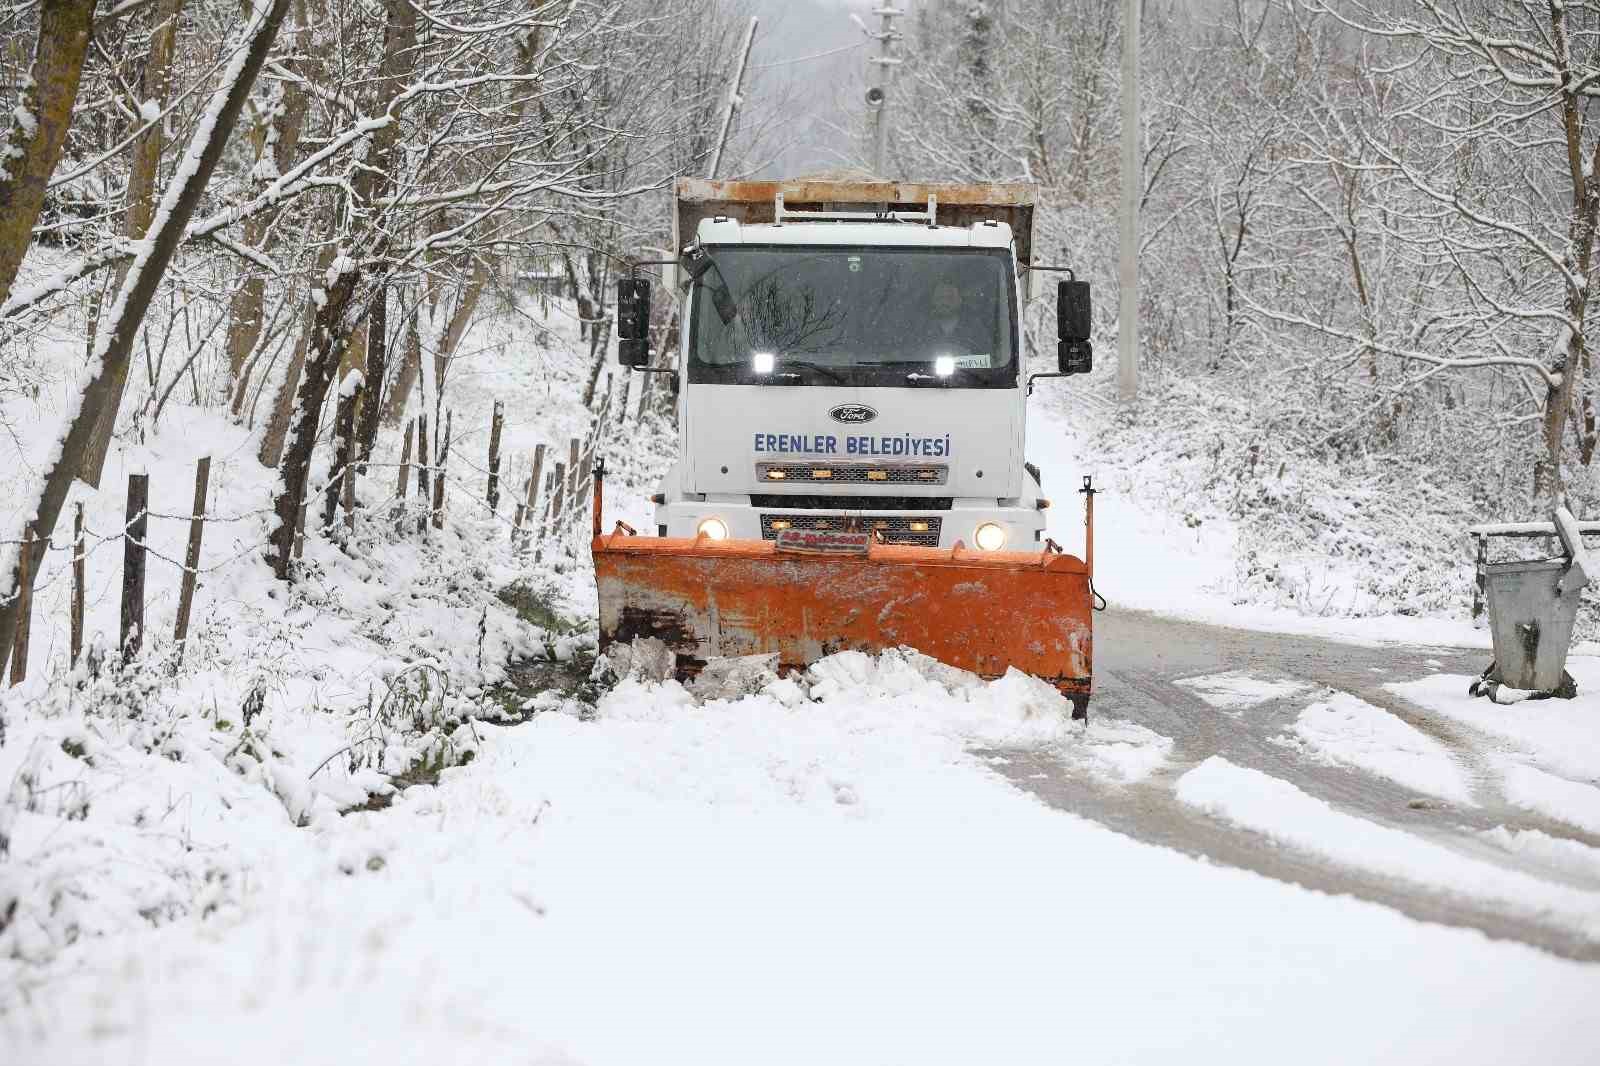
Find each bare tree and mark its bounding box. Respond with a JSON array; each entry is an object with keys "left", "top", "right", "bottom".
[
  {"left": 0, "top": 0, "right": 295, "bottom": 674},
  {"left": 78, "top": 0, "right": 190, "bottom": 487},
  {"left": 0, "top": 0, "right": 96, "bottom": 309},
  {"left": 1281, "top": 0, "right": 1600, "bottom": 504}
]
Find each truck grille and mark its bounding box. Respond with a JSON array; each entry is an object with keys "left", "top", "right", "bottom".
[
  {"left": 750, "top": 494, "right": 952, "bottom": 511},
  {"left": 755, "top": 462, "right": 948, "bottom": 486},
  {"left": 759, "top": 513, "right": 942, "bottom": 547}
]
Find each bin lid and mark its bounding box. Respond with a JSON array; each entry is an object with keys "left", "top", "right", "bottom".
[{"left": 1482, "top": 558, "right": 1569, "bottom": 575}]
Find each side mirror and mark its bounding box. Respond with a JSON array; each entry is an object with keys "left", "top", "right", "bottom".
[
  {"left": 1059, "top": 339, "right": 1092, "bottom": 375},
  {"left": 619, "top": 338, "right": 649, "bottom": 368},
  {"left": 617, "top": 277, "right": 650, "bottom": 340},
  {"left": 1058, "top": 279, "right": 1091, "bottom": 342},
  {"left": 617, "top": 277, "right": 650, "bottom": 367},
  {"left": 679, "top": 243, "right": 714, "bottom": 281}
]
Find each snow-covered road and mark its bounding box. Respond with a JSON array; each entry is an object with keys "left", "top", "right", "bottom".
[
  {"left": 995, "top": 606, "right": 1600, "bottom": 961},
  {"left": 10, "top": 638, "right": 1599, "bottom": 1064}
]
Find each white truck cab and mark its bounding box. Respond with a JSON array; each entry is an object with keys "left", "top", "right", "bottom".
[{"left": 616, "top": 178, "right": 1091, "bottom": 556}]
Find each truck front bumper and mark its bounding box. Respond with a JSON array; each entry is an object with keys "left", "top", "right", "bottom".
[{"left": 655, "top": 497, "right": 1046, "bottom": 553}]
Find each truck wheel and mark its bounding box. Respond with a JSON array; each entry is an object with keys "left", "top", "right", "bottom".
[{"left": 1069, "top": 695, "right": 1089, "bottom": 722}]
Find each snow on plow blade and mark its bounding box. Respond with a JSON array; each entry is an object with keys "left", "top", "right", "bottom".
[{"left": 591, "top": 529, "right": 1093, "bottom": 715}]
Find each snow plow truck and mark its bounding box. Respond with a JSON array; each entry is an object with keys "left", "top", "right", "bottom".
[{"left": 591, "top": 177, "right": 1098, "bottom": 718}]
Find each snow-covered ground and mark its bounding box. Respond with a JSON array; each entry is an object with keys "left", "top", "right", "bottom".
[
  {"left": 9, "top": 652, "right": 1599, "bottom": 1064},
  {"left": 1026, "top": 404, "right": 1494, "bottom": 649},
  {"left": 4, "top": 298, "right": 1599, "bottom": 1061}
]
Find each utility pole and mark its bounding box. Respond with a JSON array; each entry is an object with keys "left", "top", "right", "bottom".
[
  {"left": 707, "top": 16, "right": 759, "bottom": 181},
  {"left": 859, "top": 4, "right": 904, "bottom": 175},
  {"left": 1118, "top": 0, "right": 1140, "bottom": 401}
]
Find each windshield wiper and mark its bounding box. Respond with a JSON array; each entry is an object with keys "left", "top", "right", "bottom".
[
  {"left": 771, "top": 359, "right": 846, "bottom": 384},
  {"left": 905, "top": 367, "right": 976, "bottom": 385}
]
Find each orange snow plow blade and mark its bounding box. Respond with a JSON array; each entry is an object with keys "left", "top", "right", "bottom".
[{"left": 591, "top": 526, "right": 1093, "bottom": 716}]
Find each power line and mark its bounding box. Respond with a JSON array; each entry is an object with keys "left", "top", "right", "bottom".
[{"left": 750, "top": 40, "right": 867, "bottom": 70}]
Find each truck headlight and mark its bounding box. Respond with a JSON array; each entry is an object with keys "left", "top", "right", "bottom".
[
  {"left": 697, "top": 517, "right": 730, "bottom": 541},
  {"left": 974, "top": 522, "right": 1006, "bottom": 551}
]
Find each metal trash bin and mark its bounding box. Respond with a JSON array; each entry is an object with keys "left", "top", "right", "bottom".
[{"left": 1481, "top": 558, "right": 1582, "bottom": 691}]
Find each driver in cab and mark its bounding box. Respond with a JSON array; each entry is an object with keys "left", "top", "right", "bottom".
[{"left": 921, "top": 278, "right": 992, "bottom": 365}]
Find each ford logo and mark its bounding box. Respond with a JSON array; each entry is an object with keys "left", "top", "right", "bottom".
[{"left": 829, "top": 404, "right": 877, "bottom": 424}]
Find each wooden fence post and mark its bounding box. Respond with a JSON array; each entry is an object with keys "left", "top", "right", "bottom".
[
  {"left": 431, "top": 408, "right": 452, "bottom": 530},
  {"left": 520, "top": 443, "right": 545, "bottom": 547},
  {"left": 396, "top": 419, "right": 414, "bottom": 499},
  {"left": 578, "top": 448, "right": 593, "bottom": 511},
  {"left": 566, "top": 437, "right": 579, "bottom": 510},
  {"left": 71, "top": 504, "right": 84, "bottom": 667},
  {"left": 486, "top": 400, "right": 504, "bottom": 512},
  {"left": 551, "top": 462, "right": 567, "bottom": 522},
  {"left": 173, "top": 457, "right": 211, "bottom": 661},
  {"left": 10, "top": 526, "right": 33, "bottom": 685},
  {"left": 122, "top": 473, "right": 149, "bottom": 661}
]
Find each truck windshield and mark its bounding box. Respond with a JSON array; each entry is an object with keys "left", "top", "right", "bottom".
[{"left": 687, "top": 246, "right": 1017, "bottom": 388}]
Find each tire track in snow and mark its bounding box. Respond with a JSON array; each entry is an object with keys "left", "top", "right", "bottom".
[{"left": 983, "top": 606, "right": 1600, "bottom": 959}]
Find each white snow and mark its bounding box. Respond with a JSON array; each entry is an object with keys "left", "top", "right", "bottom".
[
  {"left": 1027, "top": 405, "right": 1494, "bottom": 649},
  {"left": 12, "top": 103, "right": 37, "bottom": 139},
  {"left": 9, "top": 674, "right": 1600, "bottom": 1064},
  {"left": 1285, "top": 691, "right": 1475, "bottom": 804},
  {"left": 1173, "top": 669, "right": 1310, "bottom": 710},
  {"left": 1175, "top": 756, "right": 1600, "bottom": 939},
  {"left": 1386, "top": 660, "right": 1600, "bottom": 782},
  {"left": 1480, "top": 827, "right": 1600, "bottom": 884},
  {"left": 1502, "top": 763, "right": 1600, "bottom": 836}
]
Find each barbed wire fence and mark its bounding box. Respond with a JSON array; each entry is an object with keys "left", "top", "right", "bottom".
[{"left": 4, "top": 368, "right": 633, "bottom": 687}]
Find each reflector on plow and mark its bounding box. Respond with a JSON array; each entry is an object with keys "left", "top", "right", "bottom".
[{"left": 591, "top": 469, "right": 1095, "bottom": 719}]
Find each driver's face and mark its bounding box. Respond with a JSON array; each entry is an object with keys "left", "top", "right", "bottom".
[{"left": 932, "top": 283, "right": 962, "bottom": 316}]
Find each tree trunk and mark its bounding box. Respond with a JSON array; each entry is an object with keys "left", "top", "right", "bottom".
[
  {"left": 79, "top": 0, "right": 189, "bottom": 488},
  {"left": 324, "top": 369, "right": 360, "bottom": 530},
  {"left": 383, "top": 303, "right": 425, "bottom": 425},
  {"left": 1537, "top": 6, "right": 1600, "bottom": 507},
  {"left": 258, "top": 239, "right": 335, "bottom": 467},
  {"left": 431, "top": 262, "right": 488, "bottom": 405},
  {"left": 0, "top": 0, "right": 96, "bottom": 310},
  {"left": 0, "top": 0, "right": 293, "bottom": 675},
  {"left": 355, "top": 285, "right": 388, "bottom": 466},
  {"left": 268, "top": 266, "right": 359, "bottom": 575},
  {"left": 225, "top": 75, "right": 309, "bottom": 407},
  {"left": 268, "top": 0, "right": 415, "bottom": 572}
]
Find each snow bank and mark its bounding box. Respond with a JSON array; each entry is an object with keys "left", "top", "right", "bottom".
[
  {"left": 1386, "top": 661, "right": 1600, "bottom": 782},
  {"left": 0, "top": 297, "right": 602, "bottom": 976},
  {"left": 1176, "top": 756, "right": 1600, "bottom": 939},
  {"left": 1027, "top": 404, "right": 1493, "bottom": 648},
  {"left": 1480, "top": 827, "right": 1600, "bottom": 884},
  {"left": 1502, "top": 764, "right": 1600, "bottom": 837},
  {"left": 1284, "top": 690, "right": 1475, "bottom": 804}
]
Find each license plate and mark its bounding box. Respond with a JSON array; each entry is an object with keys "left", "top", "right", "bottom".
[{"left": 774, "top": 529, "right": 872, "bottom": 555}]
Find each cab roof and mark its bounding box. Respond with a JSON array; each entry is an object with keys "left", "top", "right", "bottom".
[
  {"left": 694, "top": 217, "right": 1016, "bottom": 251},
  {"left": 676, "top": 176, "right": 1035, "bottom": 265}
]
